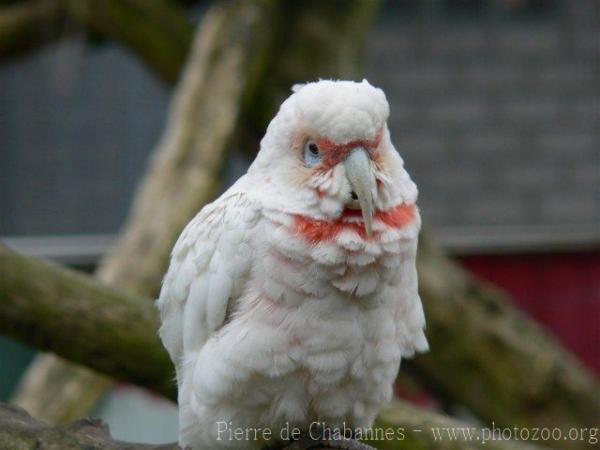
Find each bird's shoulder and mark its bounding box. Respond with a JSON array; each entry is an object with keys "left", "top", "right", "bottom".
[
  {"left": 178, "top": 178, "right": 260, "bottom": 248},
  {"left": 161, "top": 177, "right": 262, "bottom": 302}
]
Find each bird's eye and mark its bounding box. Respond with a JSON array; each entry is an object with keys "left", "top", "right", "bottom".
[{"left": 303, "top": 140, "right": 322, "bottom": 167}]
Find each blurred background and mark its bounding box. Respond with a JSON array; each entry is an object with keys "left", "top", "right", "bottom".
[{"left": 1, "top": 0, "right": 598, "bottom": 444}]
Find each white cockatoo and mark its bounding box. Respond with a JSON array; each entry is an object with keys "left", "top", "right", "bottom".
[{"left": 156, "top": 79, "right": 428, "bottom": 449}]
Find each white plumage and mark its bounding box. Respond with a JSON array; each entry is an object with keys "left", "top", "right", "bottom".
[{"left": 156, "top": 79, "right": 428, "bottom": 449}]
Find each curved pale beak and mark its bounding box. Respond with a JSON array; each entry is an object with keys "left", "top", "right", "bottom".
[{"left": 343, "top": 147, "right": 375, "bottom": 237}]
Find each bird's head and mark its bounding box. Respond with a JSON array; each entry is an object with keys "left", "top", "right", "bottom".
[{"left": 249, "top": 79, "right": 417, "bottom": 238}]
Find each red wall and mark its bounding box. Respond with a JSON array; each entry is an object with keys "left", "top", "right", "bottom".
[{"left": 459, "top": 253, "right": 600, "bottom": 375}]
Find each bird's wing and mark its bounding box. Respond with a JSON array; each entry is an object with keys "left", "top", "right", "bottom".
[
  {"left": 156, "top": 185, "right": 260, "bottom": 380},
  {"left": 395, "top": 237, "right": 429, "bottom": 358}
]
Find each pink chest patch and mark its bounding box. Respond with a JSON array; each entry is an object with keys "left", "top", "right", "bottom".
[{"left": 293, "top": 203, "right": 415, "bottom": 244}]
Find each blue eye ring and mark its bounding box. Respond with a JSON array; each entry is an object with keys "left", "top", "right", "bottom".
[{"left": 303, "top": 139, "right": 322, "bottom": 167}]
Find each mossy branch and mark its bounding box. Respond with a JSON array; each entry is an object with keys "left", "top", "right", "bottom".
[
  {"left": 0, "top": 0, "right": 192, "bottom": 83},
  {"left": 408, "top": 236, "right": 600, "bottom": 446},
  {"left": 0, "top": 244, "right": 548, "bottom": 450},
  {"left": 0, "top": 243, "right": 175, "bottom": 399},
  {"left": 0, "top": 0, "right": 64, "bottom": 58}
]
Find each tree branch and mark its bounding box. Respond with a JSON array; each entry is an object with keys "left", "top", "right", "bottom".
[
  {"left": 64, "top": 0, "right": 193, "bottom": 84},
  {"left": 0, "top": 403, "right": 378, "bottom": 450},
  {"left": 0, "top": 244, "right": 565, "bottom": 450},
  {"left": 0, "top": 0, "right": 192, "bottom": 83},
  {"left": 0, "top": 402, "right": 179, "bottom": 450},
  {"left": 373, "top": 400, "right": 547, "bottom": 450},
  {"left": 409, "top": 236, "right": 600, "bottom": 440},
  {"left": 0, "top": 243, "right": 175, "bottom": 399},
  {"left": 95, "top": 0, "right": 278, "bottom": 299},
  {"left": 0, "top": 399, "right": 552, "bottom": 450},
  {"left": 0, "top": 0, "right": 64, "bottom": 59}
]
